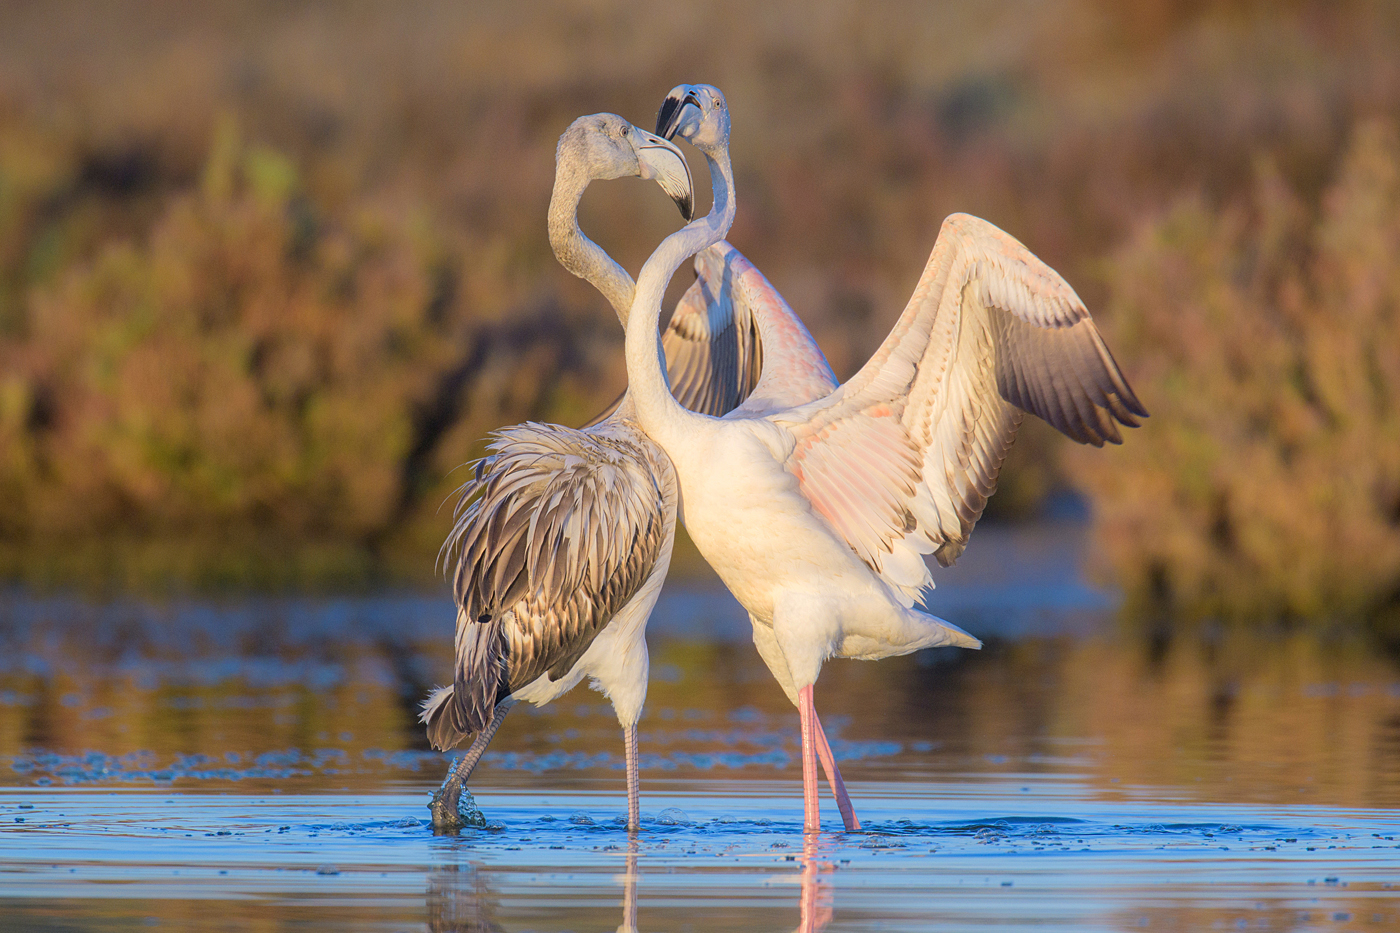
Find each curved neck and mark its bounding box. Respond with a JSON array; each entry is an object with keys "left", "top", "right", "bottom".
[
  {"left": 625, "top": 146, "right": 736, "bottom": 444},
  {"left": 547, "top": 164, "right": 634, "bottom": 321}
]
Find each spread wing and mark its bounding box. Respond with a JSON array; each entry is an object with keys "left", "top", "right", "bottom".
[
  {"left": 582, "top": 241, "right": 767, "bottom": 427},
  {"left": 659, "top": 256, "right": 765, "bottom": 416},
  {"left": 694, "top": 241, "right": 839, "bottom": 417},
  {"left": 777, "top": 213, "right": 1147, "bottom": 601},
  {"left": 436, "top": 420, "right": 669, "bottom": 736}
]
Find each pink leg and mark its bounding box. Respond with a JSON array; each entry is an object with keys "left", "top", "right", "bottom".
[
  {"left": 813, "top": 714, "right": 861, "bottom": 832},
  {"left": 797, "top": 684, "right": 820, "bottom": 833}
]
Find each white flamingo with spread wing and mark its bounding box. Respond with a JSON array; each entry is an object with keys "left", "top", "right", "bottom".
[{"left": 635, "top": 84, "right": 1147, "bottom": 833}]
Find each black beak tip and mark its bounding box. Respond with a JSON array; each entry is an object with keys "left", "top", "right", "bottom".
[
  {"left": 679, "top": 193, "right": 694, "bottom": 222},
  {"left": 655, "top": 93, "right": 683, "bottom": 139}
]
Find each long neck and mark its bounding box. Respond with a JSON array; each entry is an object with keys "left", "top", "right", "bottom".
[
  {"left": 625, "top": 146, "right": 736, "bottom": 445},
  {"left": 547, "top": 164, "right": 634, "bottom": 321}
]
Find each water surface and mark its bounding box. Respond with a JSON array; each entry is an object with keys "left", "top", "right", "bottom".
[{"left": 2, "top": 523, "right": 1398, "bottom": 930}]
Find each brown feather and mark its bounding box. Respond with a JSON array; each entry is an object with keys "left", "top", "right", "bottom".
[{"left": 437, "top": 421, "right": 671, "bottom": 721}]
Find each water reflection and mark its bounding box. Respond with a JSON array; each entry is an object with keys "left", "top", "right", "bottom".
[
  {"left": 2, "top": 588, "right": 1400, "bottom": 931},
  {"left": 0, "top": 784, "right": 1396, "bottom": 931},
  {"left": 420, "top": 836, "right": 828, "bottom": 933},
  {"left": 427, "top": 863, "right": 500, "bottom": 933},
  {"left": 2, "top": 589, "right": 1397, "bottom": 809},
  {"left": 795, "top": 836, "right": 834, "bottom": 933},
  {"left": 619, "top": 838, "right": 638, "bottom": 933}
]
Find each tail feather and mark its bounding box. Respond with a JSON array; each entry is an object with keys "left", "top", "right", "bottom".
[
  {"left": 420, "top": 685, "right": 471, "bottom": 751},
  {"left": 420, "top": 612, "right": 509, "bottom": 752},
  {"left": 453, "top": 613, "right": 507, "bottom": 734},
  {"left": 911, "top": 609, "right": 982, "bottom": 650}
]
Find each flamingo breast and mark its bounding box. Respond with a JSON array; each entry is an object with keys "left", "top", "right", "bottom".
[{"left": 669, "top": 422, "right": 880, "bottom": 627}]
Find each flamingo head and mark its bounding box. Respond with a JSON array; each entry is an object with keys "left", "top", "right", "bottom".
[
  {"left": 556, "top": 113, "right": 694, "bottom": 220},
  {"left": 656, "top": 84, "right": 729, "bottom": 152}
]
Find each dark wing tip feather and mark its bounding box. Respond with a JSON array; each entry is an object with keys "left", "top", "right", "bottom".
[
  {"left": 992, "top": 307, "right": 1146, "bottom": 446},
  {"left": 451, "top": 615, "right": 508, "bottom": 738},
  {"left": 1093, "top": 334, "right": 1150, "bottom": 420}
]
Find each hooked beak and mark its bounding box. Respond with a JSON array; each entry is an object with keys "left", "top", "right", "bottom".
[
  {"left": 634, "top": 129, "right": 694, "bottom": 221},
  {"left": 655, "top": 86, "right": 702, "bottom": 142}
]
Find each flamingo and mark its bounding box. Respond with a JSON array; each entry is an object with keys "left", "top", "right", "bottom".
[
  {"left": 419, "top": 111, "right": 846, "bottom": 832},
  {"left": 630, "top": 84, "right": 1147, "bottom": 833}
]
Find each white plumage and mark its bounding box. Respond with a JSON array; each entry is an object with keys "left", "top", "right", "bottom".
[{"left": 636, "top": 84, "right": 1147, "bottom": 833}]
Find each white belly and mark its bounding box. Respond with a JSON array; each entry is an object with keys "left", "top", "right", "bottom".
[{"left": 669, "top": 424, "right": 874, "bottom": 625}]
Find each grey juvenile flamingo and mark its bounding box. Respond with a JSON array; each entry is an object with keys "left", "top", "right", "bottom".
[{"left": 420, "top": 114, "right": 689, "bottom": 831}]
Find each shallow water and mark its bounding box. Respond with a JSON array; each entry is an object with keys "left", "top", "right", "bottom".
[
  {"left": 4, "top": 785, "right": 1399, "bottom": 932},
  {"left": 2, "top": 523, "right": 1399, "bottom": 930}
]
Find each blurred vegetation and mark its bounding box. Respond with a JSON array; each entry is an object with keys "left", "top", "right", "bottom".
[
  {"left": 1078, "top": 120, "right": 1400, "bottom": 628},
  {"left": 0, "top": 0, "right": 1397, "bottom": 617}
]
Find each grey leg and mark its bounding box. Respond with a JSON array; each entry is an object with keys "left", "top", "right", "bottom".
[
  {"left": 624, "top": 722, "right": 640, "bottom": 832},
  {"left": 429, "top": 700, "right": 513, "bottom": 833}
]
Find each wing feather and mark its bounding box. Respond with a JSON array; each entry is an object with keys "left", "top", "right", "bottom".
[
  {"left": 657, "top": 264, "right": 760, "bottom": 417},
  {"left": 582, "top": 241, "right": 835, "bottom": 429},
  {"left": 777, "top": 213, "right": 1147, "bottom": 592},
  {"left": 437, "top": 421, "right": 670, "bottom": 736}
]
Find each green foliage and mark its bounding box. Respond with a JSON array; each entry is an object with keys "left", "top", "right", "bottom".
[{"left": 1076, "top": 120, "right": 1400, "bottom": 624}]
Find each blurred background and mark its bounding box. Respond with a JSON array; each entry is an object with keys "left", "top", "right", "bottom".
[
  {"left": 0, "top": 0, "right": 1398, "bottom": 623},
  {"left": 2, "top": 7, "right": 1400, "bottom": 927}
]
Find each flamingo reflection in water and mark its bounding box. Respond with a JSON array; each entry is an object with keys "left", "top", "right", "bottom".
[
  {"left": 422, "top": 838, "right": 832, "bottom": 933},
  {"left": 795, "top": 836, "right": 836, "bottom": 933},
  {"left": 612, "top": 835, "right": 834, "bottom": 933},
  {"left": 426, "top": 863, "right": 499, "bottom": 933}
]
